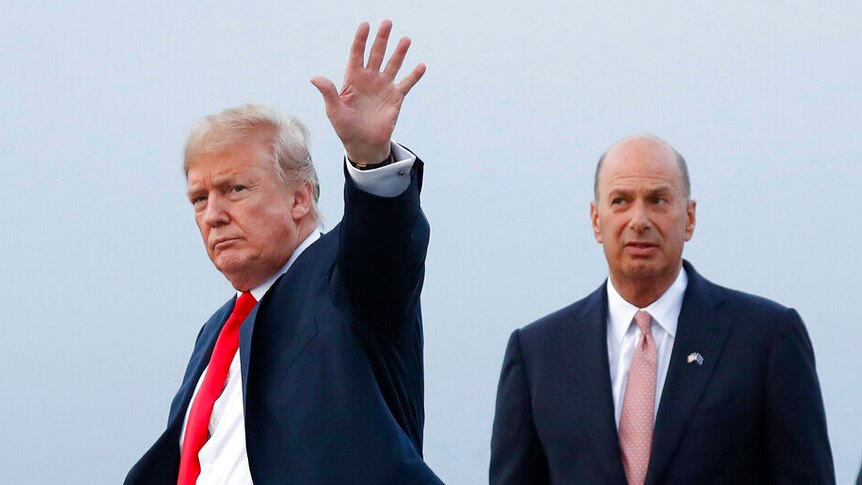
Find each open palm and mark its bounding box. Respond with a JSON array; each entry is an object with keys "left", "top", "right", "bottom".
[{"left": 311, "top": 20, "right": 425, "bottom": 166}]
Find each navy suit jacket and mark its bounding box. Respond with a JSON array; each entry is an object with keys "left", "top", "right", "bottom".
[
  {"left": 126, "top": 160, "right": 442, "bottom": 484},
  {"left": 490, "top": 261, "right": 834, "bottom": 484}
]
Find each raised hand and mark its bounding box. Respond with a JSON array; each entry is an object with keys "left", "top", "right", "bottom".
[{"left": 311, "top": 20, "right": 425, "bottom": 166}]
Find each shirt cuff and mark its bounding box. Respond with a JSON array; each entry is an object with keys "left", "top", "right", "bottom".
[{"left": 345, "top": 142, "right": 416, "bottom": 198}]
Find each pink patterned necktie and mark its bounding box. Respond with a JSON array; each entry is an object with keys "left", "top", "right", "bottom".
[{"left": 619, "top": 310, "right": 658, "bottom": 485}]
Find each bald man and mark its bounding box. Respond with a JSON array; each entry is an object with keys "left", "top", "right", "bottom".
[{"left": 490, "top": 135, "right": 835, "bottom": 484}]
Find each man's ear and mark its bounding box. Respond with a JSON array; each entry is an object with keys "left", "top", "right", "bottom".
[
  {"left": 590, "top": 201, "right": 602, "bottom": 243},
  {"left": 685, "top": 199, "right": 697, "bottom": 241},
  {"left": 291, "top": 180, "right": 314, "bottom": 221}
]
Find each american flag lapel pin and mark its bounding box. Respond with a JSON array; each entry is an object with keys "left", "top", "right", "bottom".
[{"left": 687, "top": 352, "right": 704, "bottom": 365}]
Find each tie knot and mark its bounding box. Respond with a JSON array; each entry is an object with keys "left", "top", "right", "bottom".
[
  {"left": 234, "top": 291, "right": 257, "bottom": 319},
  {"left": 634, "top": 310, "right": 652, "bottom": 335}
]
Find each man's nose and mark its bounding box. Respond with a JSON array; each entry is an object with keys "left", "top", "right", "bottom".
[
  {"left": 203, "top": 195, "right": 230, "bottom": 227},
  {"left": 628, "top": 200, "right": 652, "bottom": 231}
]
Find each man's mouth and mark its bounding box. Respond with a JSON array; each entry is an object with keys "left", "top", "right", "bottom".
[
  {"left": 211, "top": 237, "right": 241, "bottom": 251},
  {"left": 625, "top": 241, "right": 658, "bottom": 256}
]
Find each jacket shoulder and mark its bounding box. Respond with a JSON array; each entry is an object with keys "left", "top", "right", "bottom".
[
  {"left": 685, "top": 261, "right": 797, "bottom": 319},
  {"left": 697, "top": 274, "right": 798, "bottom": 322},
  {"left": 684, "top": 264, "right": 805, "bottom": 345},
  {"left": 720, "top": 285, "right": 793, "bottom": 314}
]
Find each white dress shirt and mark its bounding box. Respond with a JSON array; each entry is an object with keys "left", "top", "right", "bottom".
[
  {"left": 179, "top": 143, "right": 417, "bottom": 484},
  {"left": 606, "top": 268, "right": 688, "bottom": 428}
]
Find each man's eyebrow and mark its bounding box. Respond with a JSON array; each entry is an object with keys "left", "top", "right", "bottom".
[
  {"left": 209, "top": 176, "right": 232, "bottom": 188},
  {"left": 186, "top": 184, "right": 204, "bottom": 197},
  {"left": 607, "top": 187, "right": 633, "bottom": 196},
  {"left": 610, "top": 183, "right": 674, "bottom": 192},
  {"left": 187, "top": 174, "right": 242, "bottom": 194},
  {"left": 648, "top": 186, "right": 673, "bottom": 194}
]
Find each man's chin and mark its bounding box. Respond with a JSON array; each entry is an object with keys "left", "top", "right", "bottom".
[
  {"left": 213, "top": 256, "right": 251, "bottom": 282},
  {"left": 622, "top": 261, "right": 662, "bottom": 279},
  {"left": 621, "top": 258, "right": 684, "bottom": 282},
  {"left": 221, "top": 272, "right": 256, "bottom": 292}
]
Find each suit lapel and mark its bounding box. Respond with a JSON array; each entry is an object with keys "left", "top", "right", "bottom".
[
  {"left": 238, "top": 258, "right": 322, "bottom": 409},
  {"left": 166, "top": 298, "right": 236, "bottom": 432},
  {"left": 646, "top": 264, "right": 732, "bottom": 484},
  {"left": 239, "top": 303, "right": 259, "bottom": 406},
  {"left": 569, "top": 285, "right": 628, "bottom": 484}
]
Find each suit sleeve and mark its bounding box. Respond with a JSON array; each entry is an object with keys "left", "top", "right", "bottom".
[
  {"left": 490, "top": 330, "right": 550, "bottom": 485},
  {"left": 336, "top": 150, "right": 429, "bottom": 335},
  {"left": 764, "top": 308, "right": 835, "bottom": 483}
]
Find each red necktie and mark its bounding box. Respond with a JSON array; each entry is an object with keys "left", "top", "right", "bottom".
[
  {"left": 619, "top": 310, "right": 658, "bottom": 485},
  {"left": 177, "top": 291, "right": 257, "bottom": 485}
]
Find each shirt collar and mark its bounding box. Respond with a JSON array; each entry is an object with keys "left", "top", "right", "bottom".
[
  {"left": 244, "top": 230, "right": 321, "bottom": 301},
  {"left": 606, "top": 266, "right": 688, "bottom": 344}
]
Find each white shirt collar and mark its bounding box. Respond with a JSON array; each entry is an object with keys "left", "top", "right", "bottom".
[
  {"left": 606, "top": 266, "right": 688, "bottom": 345},
  {"left": 243, "top": 230, "right": 321, "bottom": 301}
]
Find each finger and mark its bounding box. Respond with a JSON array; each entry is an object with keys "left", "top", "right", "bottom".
[
  {"left": 347, "top": 22, "right": 371, "bottom": 72},
  {"left": 383, "top": 36, "right": 411, "bottom": 81},
  {"left": 366, "top": 19, "right": 393, "bottom": 71},
  {"left": 310, "top": 76, "right": 341, "bottom": 112},
  {"left": 397, "top": 63, "right": 426, "bottom": 95}
]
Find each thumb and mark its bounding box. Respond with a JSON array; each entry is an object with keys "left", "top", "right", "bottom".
[{"left": 310, "top": 76, "right": 340, "bottom": 110}]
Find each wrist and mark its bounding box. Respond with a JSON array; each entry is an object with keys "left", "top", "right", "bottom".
[
  {"left": 348, "top": 151, "right": 394, "bottom": 171},
  {"left": 346, "top": 143, "right": 393, "bottom": 169}
]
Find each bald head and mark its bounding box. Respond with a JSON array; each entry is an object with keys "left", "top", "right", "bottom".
[
  {"left": 589, "top": 133, "right": 697, "bottom": 307},
  {"left": 594, "top": 134, "right": 690, "bottom": 201}
]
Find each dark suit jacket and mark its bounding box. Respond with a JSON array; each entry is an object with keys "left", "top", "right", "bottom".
[
  {"left": 126, "top": 160, "right": 441, "bottom": 484},
  {"left": 490, "top": 261, "right": 834, "bottom": 484}
]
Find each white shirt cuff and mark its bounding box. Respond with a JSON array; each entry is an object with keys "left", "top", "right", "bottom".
[{"left": 344, "top": 142, "right": 416, "bottom": 198}]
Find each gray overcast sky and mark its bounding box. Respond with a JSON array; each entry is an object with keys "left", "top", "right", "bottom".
[{"left": 2, "top": 1, "right": 860, "bottom": 483}]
